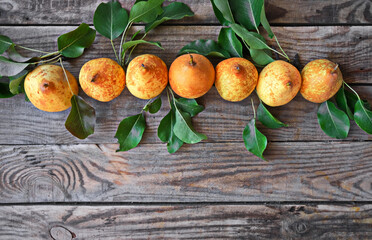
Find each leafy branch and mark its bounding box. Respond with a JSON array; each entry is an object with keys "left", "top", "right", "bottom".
[
  {"left": 94, "top": 0, "right": 194, "bottom": 67},
  {"left": 179, "top": 0, "right": 290, "bottom": 159},
  {"left": 0, "top": 24, "right": 97, "bottom": 139},
  {"left": 157, "top": 87, "right": 206, "bottom": 153},
  {"left": 243, "top": 98, "right": 287, "bottom": 160},
  {"left": 115, "top": 97, "right": 162, "bottom": 152},
  {"left": 93, "top": 0, "right": 196, "bottom": 152},
  {"left": 179, "top": 0, "right": 289, "bottom": 66}
]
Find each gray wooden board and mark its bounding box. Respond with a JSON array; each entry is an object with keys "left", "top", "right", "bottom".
[
  {"left": 0, "top": 204, "right": 371, "bottom": 239},
  {"left": 0, "top": 142, "right": 371, "bottom": 203},
  {"left": 0, "top": 0, "right": 371, "bottom": 25},
  {"left": 0, "top": 86, "right": 371, "bottom": 145}
]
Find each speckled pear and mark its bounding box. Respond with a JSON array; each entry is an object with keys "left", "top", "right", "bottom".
[
  {"left": 79, "top": 58, "right": 125, "bottom": 102},
  {"left": 215, "top": 58, "right": 258, "bottom": 102},
  {"left": 24, "top": 64, "right": 79, "bottom": 112},
  {"left": 126, "top": 54, "right": 168, "bottom": 100},
  {"left": 301, "top": 59, "right": 343, "bottom": 103},
  {"left": 256, "top": 60, "right": 302, "bottom": 107}
]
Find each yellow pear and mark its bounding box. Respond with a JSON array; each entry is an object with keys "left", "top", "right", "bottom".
[
  {"left": 79, "top": 58, "right": 125, "bottom": 102},
  {"left": 301, "top": 59, "right": 343, "bottom": 103},
  {"left": 256, "top": 60, "right": 302, "bottom": 107},
  {"left": 126, "top": 54, "right": 168, "bottom": 99},
  {"left": 24, "top": 64, "right": 79, "bottom": 112},
  {"left": 215, "top": 57, "right": 258, "bottom": 102}
]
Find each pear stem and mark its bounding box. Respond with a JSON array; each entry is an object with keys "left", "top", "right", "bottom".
[
  {"left": 189, "top": 54, "right": 195, "bottom": 66},
  {"left": 332, "top": 64, "right": 339, "bottom": 73}
]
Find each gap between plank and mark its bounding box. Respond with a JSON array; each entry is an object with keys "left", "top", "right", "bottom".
[
  {"left": 0, "top": 139, "right": 370, "bottom": 147},
  {"left": 1, "top": 23, "right": 372, "bottom": 27},
  {"left": 0, "top": 201, "right": 371, "bottom": 207}
]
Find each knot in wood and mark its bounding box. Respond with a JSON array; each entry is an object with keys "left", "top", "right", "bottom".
[
  {"left": 282, "top": 218, "right": 312, "bottom": 238},
  {"left": 293, "top": 221, "right": 308, "bottom": 234},
  {"left": 49, "top": 225, "right": 76, "bottom": 240}
]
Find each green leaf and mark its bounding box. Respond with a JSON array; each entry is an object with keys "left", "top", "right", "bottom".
[
  {"left": 58, "top": 23, "right": 96, "bottom": 58},
  {"left": 0, "top": 82, "right": 14, "bottom": 98},
  {"left": 260, "top": 4, "right": 274, "bottom": 38},
  {"left": 230, "top": 23, "right": 270, "bottom": 50},
  {"left": 0, "top": 56, "right": 29, "bottom": 77},
  {"left": 212, "top": 0, "right": 235, "bottom": 24},
  {"left": 158, "top": 110, "right": 172, "bottom": 143},
  {"left": 218, "top": 27, "right": 243, "bottom": 58},
  {"left": 345, "top": 90, "right": 358, "bottom": 109},
  {"left": 175, "top": 98, "right": 204, "bottom": 117},
  {"left": 115, "top": 113, "right": 146, "bottom": 151},
  {"left": 9, "top": 70, "right": 28, "bottom": 95},
  {"left": 121, "top": 40, "right": 163, "bottom": 55},
  {"left": 7, "top": 45, "right": 40, "bottom": 63},
  {"left": 131, "top": 30, "right": 142, "bottom": 40},
  {"left": 65, "top": 95, "right": 96, "bottom": 139},
  {"left": 343, "top": 90, "right": 371, "bottom": 112},
  {"left": 317, "top": 101, "right": 350, "bottom": 139},
  {"left": 257, "top": 102, "right": 287, "bottom": 129},
  {"left": 230, "top": 0, "right": 264, "bottom": 31},
  {"left": 145, "top": 2, "right": 194, "bottom": 32},
  {"left": 173, "top": 106, "right": 207, "bottom": 144},
  {"left": 93, "top": 1, "right": 128, "bottom": 40},
  {"left": 335, "top": 86, "right": 354, "bottom": 120},
  {"left": 129, "top": 0, "right": 164, "bottom": 23},
  {"left": 158, "top": 109, "right": 184, "bottom": 153},
  {"left": 354, "top": 99, "right": 372, "bottom": 134},
  {"left": 249, "top": 48, "right": 274, "bottom": 66},
  {"left": 243, "top": 118, "right": 267, "bottom": 160},
  {"left": 0, "top": 35, "right": 13, "bottom": 54},
  {"left": 178, "top": 39, "right": 230, "bottom": 58},
  {"left": 144, "top": 97, "right": 162, "bottom": 114},
  {"left": 211, "top": 0, "right": 229, "bottom": 26}
]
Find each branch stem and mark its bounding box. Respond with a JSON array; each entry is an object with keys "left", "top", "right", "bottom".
[
  {"left": 59, "top": 58, "right": 75, "bottom": 96},
  {"left": 119, "top": 21, "right": 133, "bottom": 65},
  {"left": 142, "top": 98, "right": 154, "bottom": 112},
  {"left": 343, "top": 81, "right": 361, "bottom": 101},
  {"left": 251, "top": 98, "right": 256, "bottom": 119},
  {"left": 274, "top": 35, "right": 290, "bottom": 61},
  {"left": 30, "top": 54, "right": 62, "bottom": 65},
  {"left": 16, "top": 45, "right": 51, "bottom": 54},
  {"left": 111, "top": 40, "right": 120, "bottom": 63},
  {"left": 125, "top": 33, "right": 148, "bottom": 65}
]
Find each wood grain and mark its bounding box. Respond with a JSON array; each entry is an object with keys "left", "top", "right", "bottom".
[
  {"left": 0, "top": 86, "right": 371, "bottom": 145},
  {"left": 0, "top": 1, "right": 370, "bottom": 238},
  {"left": 0, "top": 25, "right": 370, "bottom": 144},
  {"left": 0, "top": 0, "right": 371, "bottom": 25},
  {"left": 0, "top": 142, "right": 371, "bottom": 203},
  {"left": 0, "top": 204, "right": 371, "bottom": 239}
]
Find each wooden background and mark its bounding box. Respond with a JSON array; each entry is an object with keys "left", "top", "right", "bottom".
[{"left": 0, "top": 0, "right": 371, "bottom": 239}]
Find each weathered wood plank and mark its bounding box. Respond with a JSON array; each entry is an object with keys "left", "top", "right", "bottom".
[
  {"left": 0, "top": 86, "right": 371, "bottom": 145},
  {"left": 0, "top": 204, "right": 371, "bottom": 239},
  {"left": 0, "top": 25, "right": 370, "bottom": 144},
  {"left": 0, "top": 142, "right": 371, "bottom": 203},
  {"left": 0, "top": 0, "right": 371, "bottom": 25}
]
